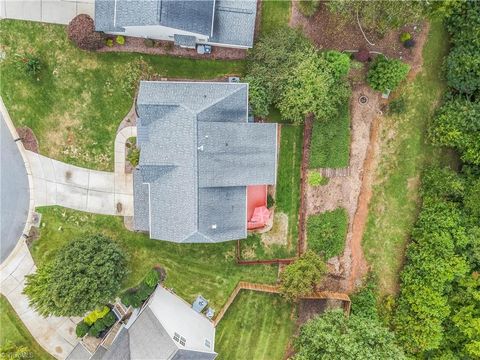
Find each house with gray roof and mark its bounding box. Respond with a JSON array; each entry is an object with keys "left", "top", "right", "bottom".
[
  {"left": 95, "top": 0, "right": 257, "bottom": 48},
  {"left": 67, "top": 286, "right": 217, "bottom": 360},
  {"left": 133, "top": 81, "right": 277, "bottom": 243}
]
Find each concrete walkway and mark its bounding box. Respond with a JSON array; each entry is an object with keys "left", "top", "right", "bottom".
[
  {"left": 0, "top": 243, "right": 80, "bottom": 359},
  {"left": 27, "top": 125, "right": 136, "bottom": 216},
  {"left": 1, "top": 98, "right": 137, "bottom": 359},
  {"left": 0, "top": 0, "right": 94, "bottom": 24},
  {"left": 1, "top": 98, "right": 79, "bottom": 359}
]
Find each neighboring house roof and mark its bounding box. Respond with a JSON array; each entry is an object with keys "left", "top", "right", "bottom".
[
  {"left": 133, "top": 81, "right": 277, "bottom": 243},
  {"left": 95, "top": 0, "right": 257, "bottom": 47},
  {"left": 67, "top": 287, "right": 216, "bottom": 360}
]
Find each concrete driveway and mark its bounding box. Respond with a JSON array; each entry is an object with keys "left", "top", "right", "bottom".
[
  {"left": 26, "top": 150, "right": 134, "bottom": 216},
  {"left": 0, "top": 0, "right": 94, "bottom": 24},
  {"left": 0, "top": 113, "right": 30, "bottom": 262}
]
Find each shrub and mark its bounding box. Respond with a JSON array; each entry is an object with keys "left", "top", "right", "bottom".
[
  {"left": 403, "top": 39, "right": 415, "bottom": 49},
  {"left": 84, "top": 306, "right": 110, "bottom": 325},
  {"left": 267, "top": 194, "right": 275, "bottom": 209},
  {"left": 308, "top": 171, "right": 328, "bottom": 187},
  {"left": 399, "top": 32, "right": 411, "bottom": 43},
  {"left": 355, "top": 48, "right": 370, "bottom": 63},
  {"left": 127, "top": 147, "right": 140, "bottom": 167},
  {"left": 445, "top": 46, "right": 480, "bottom": 94},
  {"left": 88, "top": 320, "right": 106, "bottom": 338},
  {"left": 144, "top": 269, "right": 160, "bottom": 288},
  {"left": 350, "top": 275, "right": 379, "bottom": 321},
  {"left": 279, "top": 250, "right": 326, "bottom": 301},
  {"left": 144, "top": 38, "right": 155, "bottom": 48},
  {"left": 101, "top": 311, "right": 117, "bottom": 328},
  {"left": 116, "top": 35, "right": 125, "bottom": 45},
  {"left": 298, "top": 0, "right": 320, "bottom": 17},
  {"left": 244, "top": 75, "right": 270, "bottom": 117},
  {"left": 367, "top": 56, "right": 410, "bottom": 93},
  {"left": 106, "top": 38, "right": 114, "bottom": 47},
  {"left": 321, "top": 51, "right": 351, "bottom": 79},
  {"left": 75, "top": 321, "right": 90, "bottom": 338},
  {"left": 67, "top": 14, "right": 104, "bottom": 50},
  {"left": 25, "top": 56, "right": 41, "bottom": 76},
  {"left": 387, "top": 96, "right": 407, "bottom": 115},
  {"left": 121, "top": 290, "right": 141, "bottom": 308},
  {"left": 307, "top": 209, "right": 348, "bottom": 259}
]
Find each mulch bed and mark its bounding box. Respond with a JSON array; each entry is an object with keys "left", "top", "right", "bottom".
[
  {"left": 98, "top": 37, "right": 248, "bottom": 60},
  {"left": 17, "top": 127, "right": 38, "bottom": 153},
  {"left": 290, "top": 2, "right": 427, "bottom": 63}
]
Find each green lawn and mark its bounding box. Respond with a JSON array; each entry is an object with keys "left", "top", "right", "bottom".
[
  {"left": 31, "top": 207, "right": 277, "bottom": 310},
  {"left": 0, "top": 20, "right": 244, "bottom": 171},
  {"left": 261, "top": 0, "right": 291, "bottom": 33},
  {"left": 215, "top": 291, "right": 295, "bottom": 360},
  {"left": 0, "top": 295, "right": 54, "bottom": 360},
  {"left": 362, "top": 20, "right": 456, "bottom": 296},
  {"left": 309, "top": 101, "right": 350, "bottom": 169},
  {"left": 307, "top": 208, "right": 348, "bottom": 260}
]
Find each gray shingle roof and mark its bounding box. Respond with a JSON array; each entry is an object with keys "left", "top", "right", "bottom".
[
  {"left": 95, "top": 0, "right": 256, "bottom": 48},
  {"left": 67, "top": 287, "right": 217, "bottom": 360},
  {"left": 95, "top": 0, "right": 214, "bottom": 36},
  {"left": 133, "top": 81, "right": 277, "bottom": 243},
  {"left": 210, "top": 0, "right": 257, "bottom": 47}
]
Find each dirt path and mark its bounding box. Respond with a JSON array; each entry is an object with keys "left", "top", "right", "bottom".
[{"left": 306, "top": 85, "right": 381, "bottom": 293}]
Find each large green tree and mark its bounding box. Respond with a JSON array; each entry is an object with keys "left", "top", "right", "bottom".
[
  {"left": 24, "top": 234, "right": 126, "bottom": 316},
  {"left": 279, "top": 250, "right": 326, "bottom": 301},
  {"left": 294, "top": 310, "right": 406, "bottom": 360},
  {"left": 430, "top": 97, "right": 480, "bottom": 165}
]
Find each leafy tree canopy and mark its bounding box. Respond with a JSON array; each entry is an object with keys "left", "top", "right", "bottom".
[
  {"left": 279, "top": 250, "right": 326, "bottom": 301},
  {"left": 294, "top": 310, "right": 406, "bottom": 360},
  {"left": 430, "top": 97, "right": 480, "bottom": 165},
  {"left": 24, "top": 234, "right": 127, "bottom": 316}
]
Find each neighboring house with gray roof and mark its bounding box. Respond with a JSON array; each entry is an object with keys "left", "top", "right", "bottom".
[
  {"left": 67, "top": 286, "right": 217, "bottom": 360},
  {"left": 133, "top": 81, "right": 277, "bottom": 243},
  {"left": 95, "top": 0, "right": 257, "bottom": 48}
]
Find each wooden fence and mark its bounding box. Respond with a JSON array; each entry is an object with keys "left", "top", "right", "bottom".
[{"left": 213, "top": 281, "right": 351, "bottom": 326}]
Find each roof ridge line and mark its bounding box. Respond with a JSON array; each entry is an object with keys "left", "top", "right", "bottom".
[{"left": 196, "top": 85, "right": 245, "bottom": 114}]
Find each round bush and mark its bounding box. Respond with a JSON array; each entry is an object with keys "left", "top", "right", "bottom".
[
  {"left": 75, "top": 321, "right": 90, "bottom": 338},
  {"left": 355, "top": 48, "right": 370, "bottom": 63},
  {"left": 116, "top": 35, "right": 125, "bottom": 45},
  {"left": 367, "top": 56, "right": 410, "bottom": 93},
  {"left": 403, "top": 39, "right": 416, "bottom": 49},
  {"left": 67, "top": 14, "right": 104, "bottom": 50},
  {"left": 400, "top": 32, "right": 412, "bottom": 43},
  {"left": 88, "top": 321, "right": 106, "bottom": 338}
]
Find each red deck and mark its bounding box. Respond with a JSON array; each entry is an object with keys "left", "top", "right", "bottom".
[{"left": 247, "top": 185, "right": 267, "bottom": 221}]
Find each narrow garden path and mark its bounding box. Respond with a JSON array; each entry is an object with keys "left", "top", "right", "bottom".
[{"left": 306, "top": 85, "right": 381, "bottom": 292}]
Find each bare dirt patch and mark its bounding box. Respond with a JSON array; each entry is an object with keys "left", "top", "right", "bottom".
[
  {"left": 306, "top": 85, "right": 381, "bottom": 293},
  {"left": 290, "top": 2, "right": 428, "bottom": 66},
  {"left": 261, "top": 212, "right": 289, "bottom": 247},
  {"left": 17, "top": 127, "right": 38, "bottom": 152}
]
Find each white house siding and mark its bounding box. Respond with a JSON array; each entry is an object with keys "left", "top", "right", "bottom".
[{"left": 108, "top": 24, "right": 208, "bottom": 43}]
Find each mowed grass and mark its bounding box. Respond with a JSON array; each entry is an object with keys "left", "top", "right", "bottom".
[
  {"left": 31, "top": 207, "right": 278, "bottom": 310},
  {"left": 0, "top": 20, "right": 244, "bottom": 171},
  {"left": 261, "top": 0, "right": 291, "bottom": 33},
  {"left": 362, "top": 21, "right": 456, "bottom": 296},
  {"left": 0, "top": 296, "right": 54, "bottom": 360},
  {"left": 309, "top": 101, "right": 350, "bottom": 169},
  {"left": 215, "top": 291, "right": 295, "bottom": 360},
  {"left": 275, "top": 125, "right": 303, "bottom": 253},
  {"left": 307, "top": 208, "right": 348, "bottom": 260}
]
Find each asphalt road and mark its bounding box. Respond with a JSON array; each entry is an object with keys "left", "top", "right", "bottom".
[{"left": 1, "top": 113, "right": 29, "bottom": 262}]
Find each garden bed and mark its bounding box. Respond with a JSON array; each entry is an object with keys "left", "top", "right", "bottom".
[
  {"left": 290, "top": 1, "right": 428, "bottom": 66},
  {"left": 98, "top": 37, "right": 247, "bottom": 60}
]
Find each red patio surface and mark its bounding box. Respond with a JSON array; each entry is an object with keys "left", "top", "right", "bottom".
[{"left": 247, "top": 185, "right": 267, "bottom": 221}]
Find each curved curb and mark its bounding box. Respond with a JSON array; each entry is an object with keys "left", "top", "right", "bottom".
[{"left": 0, "top": 96, "right": 35, "bottom": 272}]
